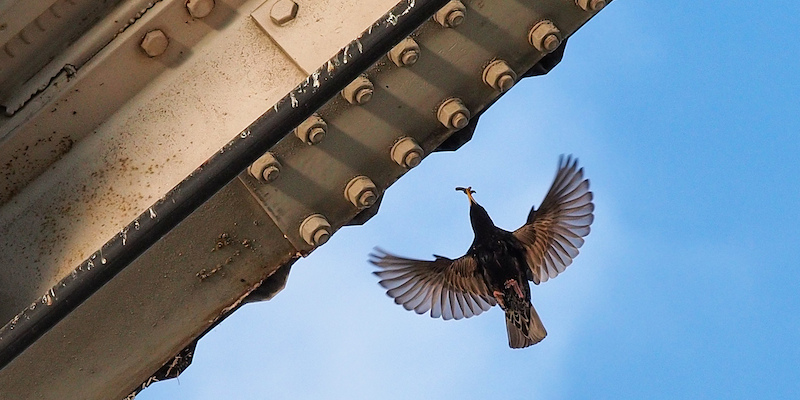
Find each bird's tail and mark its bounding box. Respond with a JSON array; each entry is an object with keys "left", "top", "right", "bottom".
[{"left": 505, "top": 303, "right": 547, "bottom": 348}]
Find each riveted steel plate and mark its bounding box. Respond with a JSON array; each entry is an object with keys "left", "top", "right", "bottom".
[{"left": 241, "top": 0, "right": 612, "bottom": 254}]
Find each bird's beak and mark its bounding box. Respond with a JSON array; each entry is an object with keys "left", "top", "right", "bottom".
[{"left": 455, "top": 186, "right": 476, "bottom": 203}]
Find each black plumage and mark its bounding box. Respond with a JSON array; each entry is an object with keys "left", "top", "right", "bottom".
[{"left": 370, "top": 155, "right": 594, "bottom": 348}]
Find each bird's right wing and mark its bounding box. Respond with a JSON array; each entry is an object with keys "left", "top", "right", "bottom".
[{"left": 370, "top": 248, "right": 497, "bottom": 320}]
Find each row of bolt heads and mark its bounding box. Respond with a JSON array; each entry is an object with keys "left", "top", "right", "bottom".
[
  {"left": 143, "top": 0, "right": 605, "bottom": 248},
  {"left": 140, "top": 0, "right": 605, "bottom": 57}
]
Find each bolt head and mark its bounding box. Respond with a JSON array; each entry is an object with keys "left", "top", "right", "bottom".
[
  {"left": 450, "top": 112, "right": 468, "bottom": 130},
  {"left": 404, "top": 151, "right": 422, "bottom": 168},
  {"left": 345, "top": 176, "right": 379, "bottom": 209},
  {"left": 543, "top": 34, "right": 560, "bottom": 52},
  {"left": 248, "top": 152, "right": 281, "bottom": 183},
  {"left": 358, "top": 191, "right": 377, "bottom": 208},
  {"left": 270, "top": 0, "right": 298, "bottom": 26},
  {"left": 434, "top": 0, "right": 466, "bottom": 28},
  {"left": 308, "top": 127, "right": 326, "bottom": 144},
  {"left": 299, "top": 214, "right": 332, "bottom": 247},
  {"left": 186, "top": 0, "right": 214, "bottom": 18},
  {"left": 400, "top": 49, "right": 419, "bottom": 65},
  {"left": 313, "top": 229, "right": 330, "bottom": 246},
  {"left": 497, "top": 74, "right": 515, "bottom": 92},
  {"left": 342, "top": 75, "right": 374, "bottom": 105},
  {"left": 391, "top": 137, "right": 424, "bottom": 169},
  {"left": 577, "top": 0, "right": 606, "bottom": 11},
  {"left": 529, "top": 20, "right": 561, "bottom": 54},
  {"left": 482, "top": 59, "right": 517, "bottom": 92},
  {"left": 447, "top": 10, "right": 465, "bottom": 27},
  {"left": 590, "top": 0, "right": 606, "bottom": 10},
  {"left": 140, "top": 30, "right": 169, "bottom": 57},
  {"left": 262, "top": 166, "right": 280, "bottom": 182},
  {"left": 389, "top": 37, "right": 420, "bottom": 67},
  {"left": 355, "top": 87, "right": 373, "bottom": 104},
  {"left": 437, "top": 97, "right": 470, "bottom": 130}
]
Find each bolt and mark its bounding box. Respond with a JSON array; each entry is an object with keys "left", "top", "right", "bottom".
[
  {"left": 262, "top": 165, "right": 280, "bottom": 182},
  {"left": 341, "top": 75, "right": 374, "bottom": 105},
  {"left": 576, "top": 0, "right": 606, "bottom": 11},
  {"left": 294, "top": 114, "right": 327, "bottom": 145},
  {"left": 529, "top": 20, "right": 562, "bottom": 54},
  {"left": 437, "top": 98, "right": 470, "bottom": 130},
  {"left": 140, "top": 30, "right": 169, "bottom": 57},
  {"left": 345, "top": 176, "right": 379, "bottom": 209},
  {"left": 388, "top": 37, "right": 420, "bottom": 67},
  {"left": 391, "top": 137, "right": 424, "bottom": 169},
  {"left": 248, "top": 152, "right": 281, "bottom": 183},
  {"left": 482, "top": 60, "right": 517, "bottom": 93},
  {"left": 186, "top": 0, "right": 215, "bottom": 18},
  {"left": 299, "top": 214, "right": 332, "bottom": 247},
  {"left": 270, "top": 0, "right": 298, "bottom": 26},
  {"left": 434, "top": 0, "right": 466, "bottom": 28}
]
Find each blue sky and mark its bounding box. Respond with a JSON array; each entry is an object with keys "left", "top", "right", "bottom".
[{"left": 140, "top": 1, "right": 800, "bottom": 399}]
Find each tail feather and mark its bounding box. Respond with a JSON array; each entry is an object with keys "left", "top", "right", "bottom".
[{"left": 505, "top": 304, "right": 547, "bottom": 348}]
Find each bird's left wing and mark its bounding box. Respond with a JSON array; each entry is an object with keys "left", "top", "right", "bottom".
[
  {"left": 513, "top": 155, "right": 594, "bottom": 284},
  {"left": 370, "top": 248, "right": 497, "bottom": 320}
]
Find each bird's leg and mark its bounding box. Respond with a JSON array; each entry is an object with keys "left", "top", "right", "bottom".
[
  {"left": 492, "top": 290, "right": 506, "bottom": 309},
  {"left": 505, "top": 279, "right": 525, "bottom": 299}
]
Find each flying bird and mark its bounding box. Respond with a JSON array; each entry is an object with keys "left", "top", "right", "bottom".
[{"left": 369, "top": 155, "right": 594, "bottom": 348}]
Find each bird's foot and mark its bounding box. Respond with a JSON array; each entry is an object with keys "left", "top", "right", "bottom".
[
  {"left": 492, "top": 290, "right": 506, "bottom": 309},
  {"left": 505, "top": 279, "right": 525, "bottom": 299}
]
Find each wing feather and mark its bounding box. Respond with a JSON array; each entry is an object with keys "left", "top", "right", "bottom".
[
  {"left": 514, "top": 155, "right": 594, "bottom": 284},
  {"left": 370, "top": 248, "right": 497, "bottom": 320}
]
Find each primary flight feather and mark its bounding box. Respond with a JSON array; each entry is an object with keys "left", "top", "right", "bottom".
[{"left": 369, "top": 155, "right": 594, "bottom": 348}]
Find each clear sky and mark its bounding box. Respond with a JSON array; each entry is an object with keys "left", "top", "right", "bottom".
[{"left": 139, "top": 1, "right": 800, "bottom": 399}]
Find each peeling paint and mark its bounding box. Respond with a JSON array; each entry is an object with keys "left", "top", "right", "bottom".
[
  {"left": 311, "top": 72, "right": 320, "bottom": 88},
  {"left": 149, "top": 207, "right": 157, "bottom": 218},
  {"left": 290, "top": 92, "right": 298, "bottom": 108},
  {"left": 387, "top": 12, "right": 398, "bottom": 26}
]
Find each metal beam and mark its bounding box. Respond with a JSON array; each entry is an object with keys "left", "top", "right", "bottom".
[{"left": 0, "top": 0, "right": 450, "bottom": 370}]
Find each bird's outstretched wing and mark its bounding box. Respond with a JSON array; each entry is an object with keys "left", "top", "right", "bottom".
[
  {"left": 370, "top": 248, "right": 497, "bottom": 320},
  {"left": 513, "top": 155, "right": 594, "bottom": 284}
]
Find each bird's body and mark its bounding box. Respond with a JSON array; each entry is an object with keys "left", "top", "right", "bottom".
[{"left": 370, "top": 155, "right": 593, "bottom": 348}]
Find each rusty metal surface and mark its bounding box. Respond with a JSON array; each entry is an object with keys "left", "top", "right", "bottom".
[{"left": 0, "top": 180, "right": 297, "bottom": 400}]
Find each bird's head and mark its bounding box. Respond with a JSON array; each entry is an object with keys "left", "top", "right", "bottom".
[{"left": 455, "top": 186, "right": 477, "bottom": 204}]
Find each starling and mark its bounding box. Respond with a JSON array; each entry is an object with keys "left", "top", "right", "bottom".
[{"left": 370, "top": 155, "right": 594, "bottom": 348}]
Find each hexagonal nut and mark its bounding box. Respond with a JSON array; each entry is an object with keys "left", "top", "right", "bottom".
[
  {"left": 294, "top": 113, "right": 327, "bottom": 145},
  {"left": 388, "top": 37, "right": 420, "bottom": 67},
  {"left": 576, "top": 0, "right": 606, "bottom": 11},
  {"left": 270, "top": 0, "right": 298, "bottom": 26},
  {"left": 344, "top": 176, "right": 378, "bottom": 209},
  {"left": 437, "top": 98, "right": 470, "bottom": 130},
  {"left": 434, "top": 0, "right": 466, "bottom": 28},
  {"left": 140, "top": 30, "right": 169, "bottom": 57},
  {"left": 186, "top": 0, "right": 215, "bottom": 18},
  {"left": 341, "top": 75, "right": 374, "bottom": 105},
  {"left": 299, "top": 214, "right": 332, "bottom": 247},
  {"left": 391, "top": 137, "right": 424, "bottom": 169},
  {"left": 247, "top": 152, "right": 281, "bottom": 183},
  {"left": 528, "top": 20, "right": 562, "bottom": 53},
  {"left": 482, "top": 59, "right": 517, "bottom": 93}
]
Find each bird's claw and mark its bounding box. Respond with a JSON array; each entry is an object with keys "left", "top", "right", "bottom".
[
  {"left": 492, "top": 290, "right": 506, "bottom": 309},
  {"left": 505, "top": 280, "right": 525, "bottom": 299}
]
